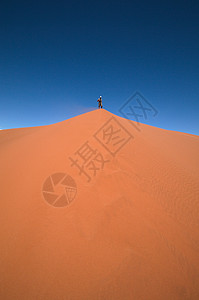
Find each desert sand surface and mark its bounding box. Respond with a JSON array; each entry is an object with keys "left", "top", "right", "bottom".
[{"left": 0, "top": 109, "right": 199, "bottom": 300}]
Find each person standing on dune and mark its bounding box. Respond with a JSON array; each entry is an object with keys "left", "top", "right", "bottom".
[{"left": 97, "top": 96, "right": 103, "bottom": 109}]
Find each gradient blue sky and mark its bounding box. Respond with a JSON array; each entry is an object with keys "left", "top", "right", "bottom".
[{"left": 0, "top": 0, "right": 199, "bottom": 134}]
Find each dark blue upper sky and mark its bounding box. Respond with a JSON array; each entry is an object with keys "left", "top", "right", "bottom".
[{"left": 0, "top": 0, "right": 199, "bottom": 134}]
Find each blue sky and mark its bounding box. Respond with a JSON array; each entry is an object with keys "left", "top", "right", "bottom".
[{"left": 0, "top": 0, "right": 199, "bottom": 135}]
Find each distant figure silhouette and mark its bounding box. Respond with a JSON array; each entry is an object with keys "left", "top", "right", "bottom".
[{"left": 97, "top": 96, "right": 103, "bottom": 109}]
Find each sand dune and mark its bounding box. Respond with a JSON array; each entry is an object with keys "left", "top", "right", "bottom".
[{"left": 0, "top": 109, "right": 199, "bottom": 300}]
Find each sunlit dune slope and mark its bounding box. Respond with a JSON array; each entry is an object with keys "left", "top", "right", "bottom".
[{"left": 0, "top": 109, "right": 199, "bottom": 300}]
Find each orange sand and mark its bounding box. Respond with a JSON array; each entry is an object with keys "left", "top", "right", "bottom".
[{"left": 0, "top": 109, "right": 199, "bottom": 299}]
